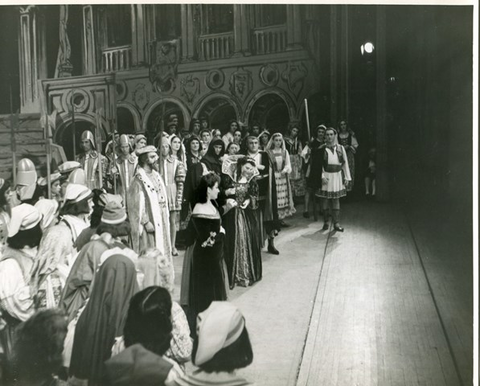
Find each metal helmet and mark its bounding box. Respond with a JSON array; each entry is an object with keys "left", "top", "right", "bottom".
[
  {"left": 119, "top": 134, "right": 132, "bottom": 149},
  {"left": 16, "top": 158, "right": 37, "bottom": 186},
  {"left": 81, "top": 130, "right": 96, "bottom": 149},
  {"left": 16, "top": 158, "right": 38, "bottom": 201},
  {"left": 68, "top": 168, "right": 86, "bottom": 186}
]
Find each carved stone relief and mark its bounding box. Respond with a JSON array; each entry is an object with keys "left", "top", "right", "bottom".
[
  {"left": 229, "top": 67, "right": 253, "bottom": 102},
  {"left": 281, "top": 62, "right": 308, "bottom": 99},
  {"left": 260, "top": 64, "right": 280, "bottom": 87},
  {"left": 132, "top": 83, "right": 150, "bottom": 111},
  {"left": 205, "top": 69, "right": 225, "bottom": 90},
  {"left": 149, "top": 40, "right": 180, "bottom": 94},
  {"left": 181, "top": 75, "right": 200, "bottom": 105}
]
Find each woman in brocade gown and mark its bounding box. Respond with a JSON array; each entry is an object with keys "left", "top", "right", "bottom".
[
  {"left": 285, "top": 124, "right": 305, "bottom": 199},
  {"left": 265, "top": 133, "right": 296, "bottom": 224},
  {"left": 181, "top": 173, "right": 231, "bottom": 328},
  {"left": 221, "top": 156, "right": 262, "bottom": 289}
]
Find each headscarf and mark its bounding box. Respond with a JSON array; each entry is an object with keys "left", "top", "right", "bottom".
[
  {"left": 69, "top": 254, "right": 139, "bottom": 383},
  {"left": 201, "top": 138, "right": 225, "bottom": 175},
  {"left": 194, "top": 301, "right": 246, "bottom": 366},
  {"left": 265, "top": 132, "right": 286, "bottom": 151}
]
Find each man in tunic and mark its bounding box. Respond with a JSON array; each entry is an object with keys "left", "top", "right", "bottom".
[
  {"left": 109, "top": 134, "right": 137, "bottom": 207},
  {"left": 76, "top": 130, "right": 108, "bottom": 190},
  {"left": 128, "top": 146, "right": 172, "bottom": 260},
  {"left": 246, "top": 135, "right": 281, "bottom": 254}
]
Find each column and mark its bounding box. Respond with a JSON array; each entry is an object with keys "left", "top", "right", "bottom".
[
  {"left": 131, "top": 4, "right": 147, "bottom": 65},
  {"left": 181, "top": 4, "right": 196, "bottom": 61},
  {"left": 233, "top": 4, "right": 251, "bottom": 57},
  {"left": 286, "top": 5, "right": 302, "bottom": 50},
  {"left": 376, "top": 6, "right": 389, "bottom": 201},
  {"left": 329, "top": 5, "right": 338, "bottom": 124},
  {"left": 82, "top": 5, "right": 96, "bottom": 74},
  {"left": 18, "top": 5, "right": 47, "bottom": 113}
]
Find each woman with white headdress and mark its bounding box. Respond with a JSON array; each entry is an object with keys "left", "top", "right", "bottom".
[
  {"left": 160, "top": 136, "right": 186, "bottom": 257},
  {"left": 265, "top": 132, "right": 296, "bottom": 225},
  {"left": 0, "top": 204, "right": 42, "bottom": 366}
]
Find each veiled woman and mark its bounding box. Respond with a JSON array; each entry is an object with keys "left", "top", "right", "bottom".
[
  {"left": 221, "top": 156, "right": 262, "bottom": 289},
  {"left": 265, "top": 133, "right": 296, "bottom": 224},
  {"left": 200, "top": 138, "right": 225, "bottom": 177},
  {"left": 69, "top": 254, "right": 139, "bottom": 385}
]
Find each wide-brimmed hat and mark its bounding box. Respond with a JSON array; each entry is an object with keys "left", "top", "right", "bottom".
[
  {"left": 58, "top": 161, "right": 81, "bottom": 175},
  {"left": 7, "top": 203, "right": 42, "bottom": 237},
  {"left": 37, "top": 172, "right": 62, "bottom": 187}
]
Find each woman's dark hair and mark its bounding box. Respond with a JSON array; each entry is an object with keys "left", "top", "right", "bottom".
[
  {"left": 124, "top": 286, "right": 172, "bottom": 357},
  {"left": 13, "top": 309, "right": 68, "bottom": 382},
  {"left": 193, "top": 327, "right": 253, "bottom": 373},
  {"left": 59, "top": 196, "right": 92, "bottom": 217},
  {"left": 88, "top": 189, "right": 106, "bottom": 228},
  {"left": 195, "top": 173, "right": 220, "bottom": 204},
  {"left": 7, "top": 223, "right": 43, "bottom": 249},
  {"left": 96, "top": 220, "right": 131, "bottom": 238},
  {"left": 227, "top": 119, "right": 239, "bottom": 133},
  {"left": 226, "top": 142, "right": 239, "bottom": 154},
  {"left": 0, "top": 179, "right": 11, "bottom": 208},
  {"left": 186, "top": 136, "right": 201, "bottom": 154},
  {"left": 236, "top": 156, "right": 256, "bottom": 178}
]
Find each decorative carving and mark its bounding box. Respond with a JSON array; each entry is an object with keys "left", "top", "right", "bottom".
[
  {"left": 260, "top": 64, "right": 279, "bottom": 87},
  {"left": 132, "top": 83, "right": 150, "bottom": 111},
  {"left": 229, "top": 67, "right": 253, "bottom": 102},
  {"left": 282, "top": 62, "right": 308, "bottom": 99},
  {"left": 116, "top": 81, "right": 128, "bottom": 101},
  {"left": 205, "top": 69, "right": 225, "bottom": 90},
  {"left": 149, "top": 40, "right": 179, "bottom": 94},
  {"left": 181, "top": 75, "right": 200, "bottom": 105},
  {"left": 66, "top": 89, "right": 90, "bottom": 113},
  {"left": 56, "top": 5, "right": 73, "bottom": 78}
]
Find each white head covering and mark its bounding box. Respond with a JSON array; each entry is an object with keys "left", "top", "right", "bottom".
[
  {"left": 34, "top": 199, "right": 59, "bottom": 230},
  {"left": 63, "top": 183, "right": 92, "bottom": 203},
  {"left": 7, "top": 203, "right": 42, "bottom": 237},
  {"left": 194, "top": 301, "right": 246, "bottom": 366},
  {"left": 265, "top": 132, "right": 286, "bottom": 151}
]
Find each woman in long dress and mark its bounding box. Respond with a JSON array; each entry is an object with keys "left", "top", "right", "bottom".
[
  {"left": 285, "top": 123, "right": 305, "bottom": 198},
  {"left": 221, "top": 156, "right": 262, "bottom": 289},
  {"left": 180, "top": 173, "right": 232, "bottom": 328},
  {"left": 265, "top": 133, "right": 296, "bottom": 224},
  {"left": 337, "top": 120, "right": 358, "bottom": 192},
  {"left": 161, "top": 137, "right": 186, "bottom": 257}
]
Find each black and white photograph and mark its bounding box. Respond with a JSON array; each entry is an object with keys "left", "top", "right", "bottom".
[{"left": 0, "top": 1, "right": 476, "bottom": 385}]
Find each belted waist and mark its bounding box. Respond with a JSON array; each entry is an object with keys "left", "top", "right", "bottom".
[{"left": 324, "top": 165, "right": 342, "bottom": 173}]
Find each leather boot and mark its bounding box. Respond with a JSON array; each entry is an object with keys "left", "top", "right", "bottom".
[{"left": 267, "top": 238, "right": 279, "bottom": 255}]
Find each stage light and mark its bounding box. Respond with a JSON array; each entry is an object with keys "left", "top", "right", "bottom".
[{"left": 361, "top": 42, "right": 375, "bottom": 55}]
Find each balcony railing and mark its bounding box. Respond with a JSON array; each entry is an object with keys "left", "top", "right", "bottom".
[
  {"left": 252, "top": 25, "right": 287, "bottom": 55},
  {"left": 102, "top": 45, "right": 132, "bottom": 72},
  {"left": 199, "top": 32, "right": 234, "bottom": 61}
]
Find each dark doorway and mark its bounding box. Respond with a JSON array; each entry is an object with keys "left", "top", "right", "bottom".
[
  {"left": 117, "top": 107, "right": 135, "bottom": 134},
  {"left": 248, "top": 93, "right": 289, "bottom": 135},
  {"left": 196, "top": 97, "right": 237, "bottom": 134}
]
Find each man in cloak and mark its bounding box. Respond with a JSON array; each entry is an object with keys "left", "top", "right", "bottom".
[{"left": 128, "top": 146, "right": 172, "bottom": 260}]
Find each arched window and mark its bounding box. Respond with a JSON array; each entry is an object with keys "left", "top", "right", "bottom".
[
  {"left": 105, "top": 5, "right": 131, "bottom": 47},
  {"left": 154, "top": 4, "right": 181, "bottom": 41}
]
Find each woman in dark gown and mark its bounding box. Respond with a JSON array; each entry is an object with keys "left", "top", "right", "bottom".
[
  {"left": 221, "top": 156, "right": 262, "bottom": 289},
  {"left": 200, "top": 138, "right": 225, "bottom": 176},
  {"left": 182, "top": 173, "right": 233, "bottom": 329}
]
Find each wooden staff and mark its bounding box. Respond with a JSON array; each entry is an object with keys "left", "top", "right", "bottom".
[
  {"left": 110, "top": 125, "right": 117, "bottom": 195},
  {"left": 95, "top": 108, "right": 104, "bottom": 189},
  {"left": 9, "top": 82, "right": 17, "bottom": 186},
  {"left": 304, "top": 98, "right": 311, "bottom": 141},
  {"left": 71, "top": 89, "right": 76, "bottom": 159}
]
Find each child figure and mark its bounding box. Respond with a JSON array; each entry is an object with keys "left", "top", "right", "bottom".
[{"left": 365, "top": 147, "right": 376, "bottom": 196}]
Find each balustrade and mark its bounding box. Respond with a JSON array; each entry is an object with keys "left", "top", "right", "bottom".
[
  {"left": 252, "top": 25, "right": 287, "bottom": 55},
  {"left": 102, "top": 45, "right": 132, "bottom": 72},
  {"left": 199, "top": 32, "right": 234, "bottom": 61}
]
